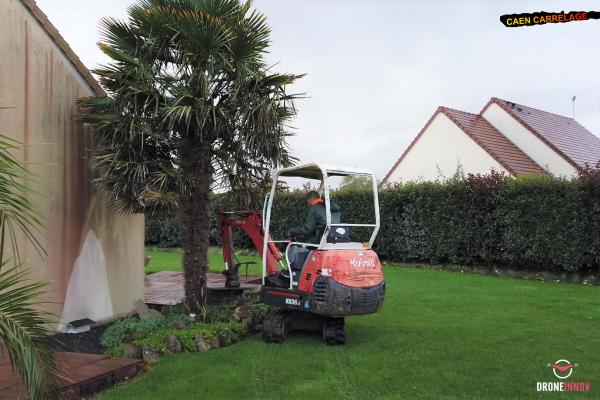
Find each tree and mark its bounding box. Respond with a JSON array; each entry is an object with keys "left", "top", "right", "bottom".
[
  {"left": 80, "top": 0, "right": 301, "bottom": 313},
  {"left": 0, "top": 134, "right": 60, "bottom": 400},
  {"left": 336, "top": 175, "right": 373, "bottom": 193}
]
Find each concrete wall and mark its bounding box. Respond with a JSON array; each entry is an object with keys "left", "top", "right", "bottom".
[
  {"left": 482, "top": 103, "right": 578, "bottom": 178},
  {"left": 386, "top": 113, "right": 508, "bottom": 183},
  {"left": 0, "top": 0, "right": 144, "bottom": 328}
]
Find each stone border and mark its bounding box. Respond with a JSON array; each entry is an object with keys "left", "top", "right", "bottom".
[{"left": 387, "top": 262, "right": 600, "bottom": 285}]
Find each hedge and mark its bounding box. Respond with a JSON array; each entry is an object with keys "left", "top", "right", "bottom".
[{"left": 145, "top": 170, "right": 600, "bottom": 273}]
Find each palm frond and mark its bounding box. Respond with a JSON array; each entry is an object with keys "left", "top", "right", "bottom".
[
  {"left": 0, "top": 266, "right": 61, "bottom": 400},
  {"left": 81, "top": 0, "right": 302, "bottom": 207},
  {"left": 0, "top": 133, "right": 59, "bottom": 399},
  {"left": 0, "top": 135, "right": 44, "bottom": 265}
]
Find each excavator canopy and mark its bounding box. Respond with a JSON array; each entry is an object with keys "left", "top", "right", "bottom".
[{"left": 276, "top": 163, "right": 374, "bottom": 179}]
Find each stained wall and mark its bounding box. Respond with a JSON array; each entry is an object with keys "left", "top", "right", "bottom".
[{"left": 0, "top": 0, "right": 144, "bottom": 328}]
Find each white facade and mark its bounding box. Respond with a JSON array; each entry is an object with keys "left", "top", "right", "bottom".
[
  {"left": 482, "top": 103, "right": 577, "bottom": 178},
  {"left": 385, "top": 113, "right": 507, "bottom": 183}
]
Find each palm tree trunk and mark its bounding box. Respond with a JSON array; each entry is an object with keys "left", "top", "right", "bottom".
[{"left": 179, "top": 142, "right": 212, "bottom": 315}]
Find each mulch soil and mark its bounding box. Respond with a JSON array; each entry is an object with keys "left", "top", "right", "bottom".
[{"left": 50, "top": 325, "right": 109, "bottom": 354}]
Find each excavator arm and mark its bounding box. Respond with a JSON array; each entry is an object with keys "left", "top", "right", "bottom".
[{"left": 219, "top": 211, "right": 283, "bottom": 287}]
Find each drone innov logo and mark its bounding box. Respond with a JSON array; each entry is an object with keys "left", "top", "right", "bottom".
[
  {"left": 549, "top": 359, "right": 577, "bottom": 379},
  {"left": 536, "top": 359, "right": 591, "bottom": 392}
]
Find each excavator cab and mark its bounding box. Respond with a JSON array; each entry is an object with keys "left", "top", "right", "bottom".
[{"left": 220, "top": 163, "right": 385, "bottom": 344}]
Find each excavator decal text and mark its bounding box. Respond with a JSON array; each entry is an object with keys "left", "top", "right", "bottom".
[{"left": 349, "top": 258, "right": 375, "bottom": 269}]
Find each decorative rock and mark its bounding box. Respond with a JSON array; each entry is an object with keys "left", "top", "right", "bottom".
[
  {"left": 134, "top": 299, "right": 165, "bottom": 321},
  {"left": 559, "top": 272, "right": 569, "bottom": 282},
  {"left": 239, "top": 291, "right": 261, "bottom": 306},
  {"left": 242, "top": 318, "right": 253, "bottom": 331},
  {"left": 582, "top": 274, "right": 597, "bottom": 285},
  {"left": 195, "top": 333, "right": 211, "bottom": 352},
  {"left": 149, "top": 309, "right": 166, "bottom": 321},
  {"left": 407, "top": 263, "right": 599, "bottom": 286},
  {"left": 536, "top": 271, "right": 557, "bottom": 282},
  {"left": 134, "top": 299, "right": 151, "bottom": 318},
  {"left": 123, "top": 343, "right": 142, "bottom": 359},
  {"left": 446, "top": 264, "right": 463, "bottom": 273},
  {"left": 233, "top": 326, "right": 247, "bottom": 343},
  {"left": 209, "top": 336, "right": 220, "bottom": 349},
  {"left": 522, "top": 272, "right": 537, "bottom": 280},
  {"left": 218, "top": 331, "right": 232, "bottom": 347},
  {"left": 144, "top": 256, "right": 152, "bottom": 267},
  {"left": 142, "top": 345, "right": 160, "bottom": 364},
  {"left": 166, "top": 335, "right": 182, "bottom": 353},
  {"left": 503, "top": 269, "right": 518, "bottom": 278},
  {"left": 233, "top": 305, "right": 252, "bottom": 322},
  {"left": 246, "top": 285, "right": 261, "bottom": 294},
  {"left": 171, "top": 320, "right": 187, "bottom": 330}
]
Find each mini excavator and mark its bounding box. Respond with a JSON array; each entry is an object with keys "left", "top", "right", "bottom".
[{"left": 219, "top": 163, "right": 385, "bottom": 344}]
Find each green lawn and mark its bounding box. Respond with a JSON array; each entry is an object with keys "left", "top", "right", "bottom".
[
  {"left": 105, "top": 254, "right": 600, "bottom": 399},
  {"left": 145, "top": 247, "right": 262, "bottom": 275}
]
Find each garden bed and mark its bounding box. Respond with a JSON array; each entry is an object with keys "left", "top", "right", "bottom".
[
  {"left": 99, "top": 293, "right": 269, "bottom": 363},
  {"left": 50, "top": 325, "right": 109, "bottom": 354}
]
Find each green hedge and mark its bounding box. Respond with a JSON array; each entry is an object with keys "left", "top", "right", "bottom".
[{"left": 145, "top": 171, "right": 600, "bottom": 272}]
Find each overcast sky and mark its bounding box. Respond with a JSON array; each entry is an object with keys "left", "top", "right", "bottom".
[{"left": 36, "top": 0, "right": 600, "bottom": 178}]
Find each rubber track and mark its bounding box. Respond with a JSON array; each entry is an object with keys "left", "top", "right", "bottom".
[{"left": 262, "top": 308, "right": 290, "bottom": 343}]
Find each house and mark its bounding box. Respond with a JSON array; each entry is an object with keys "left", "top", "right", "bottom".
[
  {"left": 0, "top": 0, "right": 144, "bottom": 330},
  {"left": 382, "top": 97, "right": 600, "bottom": 184}
]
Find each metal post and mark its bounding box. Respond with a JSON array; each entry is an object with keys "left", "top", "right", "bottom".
[
  {"left": 262, "top": 172, "right": 278, "bottom": 285},
  {"left": 369, "top": 173, "right": 380, "bottom": 248}
]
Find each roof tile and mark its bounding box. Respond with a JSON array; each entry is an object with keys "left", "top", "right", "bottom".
[
  {"left": 487, "top": 98, "right": 600, "bottom": 168},
  {"left": 441, "top": 107, "right": 546, "bottom": 176}
]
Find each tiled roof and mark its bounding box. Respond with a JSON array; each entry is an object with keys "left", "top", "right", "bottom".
[
  {"left": 440, "top": 107, "right": 546, "bottom": 176},
  {"left": 484, "top": 98, "right": 600, "bottom": 169},
  {"left": 381, "top": 106, "right": 545, "bottom": 184}
]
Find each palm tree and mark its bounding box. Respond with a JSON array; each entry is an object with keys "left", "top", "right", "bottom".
[
  {"left": 80, "top": 0, "right": 302, "bottom": 313},
  {"left": 0, "top": 134, "right": 60, "bottom": 399}
]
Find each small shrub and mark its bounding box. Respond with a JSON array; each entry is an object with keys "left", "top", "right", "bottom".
[
  {"left": 165, "top": 312, "right": 192, "bottom": 328},
  {"left": 133, "top": 327, "right": 171, "bottom": 352},
  {"left": 249, "top": 304, "right": 270, "bottom": 323},
  {"left": 132, "top": 321, "right": 245, "bottom": 353},
  {"left": 105, "top": 343, "right": 125, "bottom": 358},
  {"left": 102, "top": 308, "right": 257, "bottom": 356},
  {"left": 100, "top": 317, "right": 167, "bottom": 348},
  {"left": 207, "top": 305, "right": 236, "bottom": 323}
]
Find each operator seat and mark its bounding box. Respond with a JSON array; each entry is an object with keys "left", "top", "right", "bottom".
[
  {"left": 327, "top": 201, "right": 351, "bottom": 243},
  {"left": 276, "top": 243, "right": 311, "bottom": 284},
  {"left": 288, "top": 244, "right": 311, "bottom": 271},
  {"left": 277, "top": 201, "right": 349, "bottom": 284}
]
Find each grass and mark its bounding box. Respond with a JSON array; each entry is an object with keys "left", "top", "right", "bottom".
[
  {"left": 144, "top": 247, "right": 262, "bottom": 275},
  {"left": 104, "top": 250, "right": 600, "bottom": 399}
]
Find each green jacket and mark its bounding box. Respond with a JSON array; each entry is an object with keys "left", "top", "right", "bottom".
[{"left": 289, "top": 202, "right": 340, "bottom": 244}]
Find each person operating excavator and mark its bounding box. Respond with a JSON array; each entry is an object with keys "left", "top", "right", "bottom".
[{"left": 289, "top": 191, "right": 343, "bottom": 244}]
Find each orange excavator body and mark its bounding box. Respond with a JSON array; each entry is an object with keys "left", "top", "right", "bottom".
[
  {"left": 219, "top": 211, "right": 385, "bottom": 321},
  {"left": 219, "top": 162, "right": 384, "bottom": 344}
]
